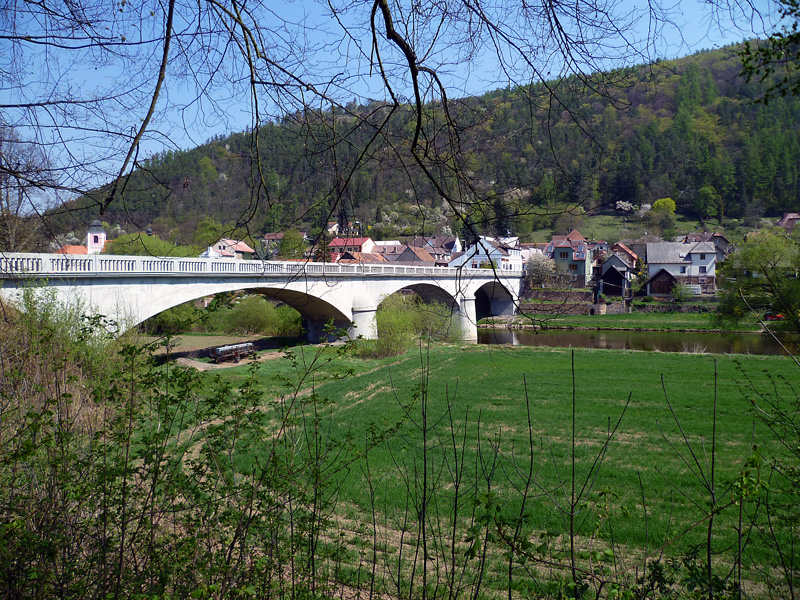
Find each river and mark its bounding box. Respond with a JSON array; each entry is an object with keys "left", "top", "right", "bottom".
[{"left": 478, "top": 328, "right": 794, "bottom": 356}]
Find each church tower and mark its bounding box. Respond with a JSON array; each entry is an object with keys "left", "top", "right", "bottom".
[{"left": 87, "top": 220, "right": 106, "bottom": 254}]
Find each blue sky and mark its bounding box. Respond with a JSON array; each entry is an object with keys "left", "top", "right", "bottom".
[
  {"left": 159, "top": 0, "right": 780, "bottom": 154},
  {"left": 1, "top": 0, "right": 782, "bottom": 202}
]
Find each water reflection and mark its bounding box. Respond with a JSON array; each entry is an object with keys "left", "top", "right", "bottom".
[{"left": 478, "top": 328, "right": 792, "bottom": 356}]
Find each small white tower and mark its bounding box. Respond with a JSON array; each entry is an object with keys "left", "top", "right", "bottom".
[{"left": 87, "top": 220, "right": 106, "bottom": 254}]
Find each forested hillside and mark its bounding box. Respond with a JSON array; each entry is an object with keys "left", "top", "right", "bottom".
[{"left": 49, "top": 44, "right": 800, "bottom": 244}]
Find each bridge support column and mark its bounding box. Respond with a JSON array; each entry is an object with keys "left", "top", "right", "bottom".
[
  {"left": 350, "top": 302, "right": 377, "bottom": 340},
  {"left": 457, "top": 295, "right": 478, "bottom": 342}
]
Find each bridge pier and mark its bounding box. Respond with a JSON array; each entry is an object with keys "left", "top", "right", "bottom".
[
  {"left": 457, "top": 295, "right": 478, "bottom": 342},
  {"left": 350, "top": 302, "right": 378, "bottom": 340}
]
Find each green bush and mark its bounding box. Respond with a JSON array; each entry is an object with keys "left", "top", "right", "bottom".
[
  {"left": 141, "top": 301, "right": 198, "bottom": 334},
  {"left": 672, "top": 282, "right": 693, "bottom": 304},
  {"left": 275, "top": 304, "right": 303, "bottom": 337},
  {"left": 366, "top": 294, "right": 462, "bottom": 358},
  {"left": 144, "top": 295, "right": 303, "bottom": 337},
  {"left": 219, "top": 296, "right": 303, "bottom": 336}
]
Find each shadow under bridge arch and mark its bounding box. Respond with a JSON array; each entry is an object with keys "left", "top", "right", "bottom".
[
  {"left": 250, "top": 287, "right": 352, "bottom": 342},
  {"left": 474, "top": 281, "right": 515, "bottom": 322}
]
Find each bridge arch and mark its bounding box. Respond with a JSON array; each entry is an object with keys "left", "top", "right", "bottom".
[{"left": 128, "top": 281, "right": 355, "bottom": 342}]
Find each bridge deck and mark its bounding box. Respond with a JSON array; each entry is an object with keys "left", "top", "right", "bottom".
[{"left": 0, "top": 253, "right": 523, "bottom": 278}]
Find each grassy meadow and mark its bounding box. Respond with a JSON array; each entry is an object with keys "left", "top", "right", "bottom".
[{"left": 200, "top": 342, "right": 799, "bottom": 596}]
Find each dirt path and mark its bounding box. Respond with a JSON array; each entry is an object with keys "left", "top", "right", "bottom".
[
  {"left": 139, "top": 334, "right": 299, "bottom": 370},
  {"left": 176, "top": 351, "right": 285, "bottom": 371}
]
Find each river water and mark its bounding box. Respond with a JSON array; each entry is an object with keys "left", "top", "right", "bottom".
[{"left": 478, "top": 328, "right": 794, "bottom": 356}]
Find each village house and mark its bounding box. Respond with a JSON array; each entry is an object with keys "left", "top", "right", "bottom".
[
  {"left": 609, "top": 242, "right": 638, "bottom": 268},
  {"left": 449, "top": 236, "right": 524, "bottom": 271},
  {"left": 210, "top": 238, "right": 255, "bottom": 260},
  {"left": 645, "top": 241, "right": 716, "bottom": 294},
  {"left": 681, "top": 232, "right": 731, "bottom": 262},
  {"left": 519, "top": 242, "right": 546, "bottom": 264},
  {"left": 391, "top": 246, "right": 436, "bottom": 265},
  {"left": 328, "top": 236, "right": 376, "bottom": 260},
  {"left": 595, "top": 254, "right": 634, "bottom": 298},
  {"left": 372, "top": 241, "right": 407, "bottom": 259},
  {"left": 336, "top": 251, "right": 390, "bottom": 264},
  {"left": 403, "top": 235, "right": 462, "bottom": 265},
  {"left": 776, "top": 212, "right": 800, "bottom": 231},
  {"left": 55, "top": 244, "right": 89, "bottom": 255},
  {"left": 544, "top": 230, "right": 593, "bottom": 287}
]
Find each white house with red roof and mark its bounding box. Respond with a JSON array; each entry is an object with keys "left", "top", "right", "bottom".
[
  {"left": 329, "top": 236, "right": 376, "bottom": 260},
  {"left": 211, "top": 238, "right": 254, "bottom": 260}
]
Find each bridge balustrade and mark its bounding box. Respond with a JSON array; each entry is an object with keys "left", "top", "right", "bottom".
[
  {"left": 262, "top": 262, "right": 285, "bottom": 274},
  {"left": 178, "top": 260, "right": 208, "bottom": 273},
  {"left": 0, "top": 256, "right": 43, "bottom": 273},
  {"left": 51, "top": 257, "right": 94, "bottom": 272},
  {"left": 237, "top": 262, "right": 265, "bottom": 273},
  {"left": 98, "top": 258, "right": 136, "bottom": 272},
  {"left": 211, "top": 261, "right": 236, "bottom": 273},
  {"left": 142, "top": 259, "right": 175, "bottom": 272},
  {"left": 1, "top": 252, "right": 523, "bottom": 278}
]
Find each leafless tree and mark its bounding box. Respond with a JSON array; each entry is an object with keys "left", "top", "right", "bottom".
[
  {"left": 0, "top": 0, "right": 779, "bottom": 242},
  {"left": 0, "top": 126, "right": 53, "bottom": 250}
]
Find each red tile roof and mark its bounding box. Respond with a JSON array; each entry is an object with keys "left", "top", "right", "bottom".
[
  {"left": 219, "top": 238, "right": 254, "bottom": 254},
  {"left": 329, "top": 237, "right": 373, "bottom": 247},
  {"left": 55, "top": 245, "right": 88, "bottom": 255}
]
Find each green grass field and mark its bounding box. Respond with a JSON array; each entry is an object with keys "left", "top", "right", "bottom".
[{"left": 196, "top": 342, "right": 798, "bottom": 595}]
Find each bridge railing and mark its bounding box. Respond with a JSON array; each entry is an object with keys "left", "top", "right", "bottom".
[{"left": 1, "top": 253, "right": 523, "bottom": 279}]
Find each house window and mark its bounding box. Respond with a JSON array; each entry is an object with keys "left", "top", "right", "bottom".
[
  {"left": 699, "top": 266, "right": 707, "bottom": 274},
  {"left": 680, "top": 266, "right": 686, "bottom": 274},
  {"left": 559, "top": 251, "right": 568, "bottom": 259},
  {"left": 699, "top": 253, "right": 706, "bottom": 260},
  {"left": 569, "top": 264, "right": 578, "bottom": 271},
  {"left": 93, "top": 235, "right": 99, "bottom": 243}
]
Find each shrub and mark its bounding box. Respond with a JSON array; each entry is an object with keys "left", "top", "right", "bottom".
[
  {"left": 366, "top": 294, "right": 462, "bottom": 358},
  {"left": 221, "top": 296, "right": 303, "bottom": 336},
  {"left": 141, "top": 301, "right": 198, "bottom": 334},
  {"left": 672, "top": 282, "right": 693, "bottom": 304}
]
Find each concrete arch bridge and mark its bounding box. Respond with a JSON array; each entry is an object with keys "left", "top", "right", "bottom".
[{"left": 0, "top": 253, "right": 523, "bottom": 341}]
